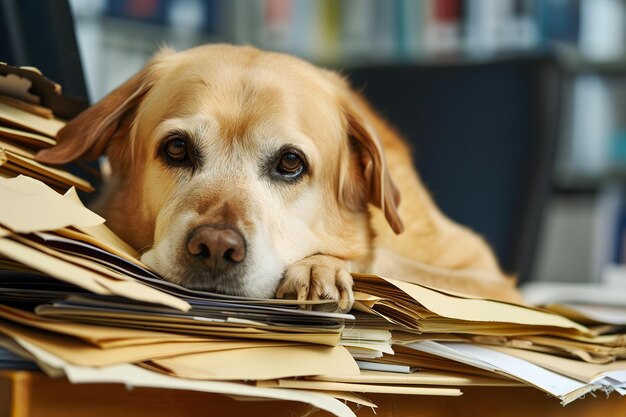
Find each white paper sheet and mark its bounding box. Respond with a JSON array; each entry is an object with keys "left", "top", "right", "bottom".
[{"left": 408, "top": 341, "right": 595, "bottom": 403}]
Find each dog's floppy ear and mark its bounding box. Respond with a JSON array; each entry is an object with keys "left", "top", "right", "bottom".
[
  {"left": 36, "top": 67, "right": 154, "bottom": 165},
  {"left": 341, "top": 95, "right": 404, "bottom": 234}
]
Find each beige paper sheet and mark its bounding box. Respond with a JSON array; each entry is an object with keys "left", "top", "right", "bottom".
[
  {"left": 55, "top": 227, "right": 141, "bottom": 265},
  {"left": 14, "top": 338, "right": 356, "bottom": 417},
  {"left": 382, "top": 275, "right": 589, "bottom": 333},
  {"left": 309, "top": 370, "right": 521, "bottom": 386},
  {"left": 150, "top": 345, "right": 359, "bottom": 381},
  {"left": 35, "top": 307, "right": 342, "bottom": 346},
  {"left": 0, "top": 237, "right": 107, "bottom": 293},
  {"left": 0, "top": 95, "right": 52, "bottom": 118},
  {"left": 490, "top": 346, "right": 626, "bottom": 383},
  {"left": 0, "top": 237, "right": 189, "bottom": 311},
  {"left": 0, "top": 101, "right": 64, "bottom": 137},
  {"left": 1, "top": 150, "right": 93, "bottom": 192},
  {"left": 321, "top": 391, "right": 377, "bottom": 408},
  {"left": 0, "top": 176, "right": 103, "bottom": 233},
  {"left": 62, "top": 187, "right": 140, "bottom": 258},
  {"left": 475, "top": 334, "right": 625, "bottom": 361},
  {"left": 0, "top": 318, "right": 297, "bottom": 367},
  {"left": 0, "top": 139, "right": 36, "bottom": 158},
  {"left": 0, "top": 305, "right": 213, "bottom": 348},
  {"left": 265, "top": 379, "right": 462, "bottom": 396},
  {"left": 0, "top": 125, "right": 56, "bottom": 147},
  {"left": 340, "top": 340, "right": 393, "bottom": 355},
  {"left": 0, "top": 162, "right": 71, "bottom": 192},
  {"left": 13, "top": 233, "right": 135, "bottom": 281}
]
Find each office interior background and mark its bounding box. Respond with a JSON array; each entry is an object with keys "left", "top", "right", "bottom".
[{"left": 66, "top": 0, "right": 626, "bottom": 289}]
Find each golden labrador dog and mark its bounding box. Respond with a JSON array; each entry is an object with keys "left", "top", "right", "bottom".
[{"left": 36, "top": 44, "right": 520, "bottom": 310}]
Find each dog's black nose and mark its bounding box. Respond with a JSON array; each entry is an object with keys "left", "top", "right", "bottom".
[{"left": 187, "top": 225, "right": 246, "bottom": 274}]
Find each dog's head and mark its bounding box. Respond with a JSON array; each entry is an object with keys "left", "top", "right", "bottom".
[{"left": 38, "top": 45, "right": 402, "bottom": 297}]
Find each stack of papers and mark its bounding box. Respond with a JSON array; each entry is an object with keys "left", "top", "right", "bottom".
[
  {"left": 352, "top": 274, "right": 589, "bottom": 337},
  {"left": 3, "top": 179, "right": 626, "bottom": 414},
  {"left": 0, "top": 63, "right": 93, "bottom": 192},
  {"left": 0, "top": 176, "right": 387, "bottom": 416},
  {"left": 2, "top": 180, "right": 626, "bottom": 414},
  {"left": 343, "top": 274, "right": 626, "bottom": 405}
]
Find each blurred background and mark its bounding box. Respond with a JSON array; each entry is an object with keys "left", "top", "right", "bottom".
[{"left": 3, "top": 0, "right": 626, "bottom": 299}]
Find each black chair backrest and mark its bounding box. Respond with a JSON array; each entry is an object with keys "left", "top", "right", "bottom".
[{"left": 347, "top": 56, "right": 561, "bottom": 283}]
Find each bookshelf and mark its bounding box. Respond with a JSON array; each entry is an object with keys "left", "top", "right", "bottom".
[
  {"left": 557, "top": 46, "right": 626, "bottom": 77},
  {"left": 68, "top": 0, "right": 575, "bottom": 99}
]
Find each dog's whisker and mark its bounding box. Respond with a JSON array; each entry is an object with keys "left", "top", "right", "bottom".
[{"left": 135, "top": 243, "right": 154, "bottom": 254}]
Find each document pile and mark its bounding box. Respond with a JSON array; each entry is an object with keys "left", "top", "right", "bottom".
[
  {"left": 0, "top": 62, "right": 93, "bottom": 192},
  {"left": 3, "top": 175, "right": 626, "bottom": 415},
  {"left": 0, "top": 175, "right": 369, "bottom": 416},
  {"left": 339, "top": 274, "right": 626, "bottom": 405}
]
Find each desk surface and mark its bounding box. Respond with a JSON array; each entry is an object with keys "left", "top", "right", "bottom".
[{"left": 1, "top": 371, "right": 625, "bottom": 417}]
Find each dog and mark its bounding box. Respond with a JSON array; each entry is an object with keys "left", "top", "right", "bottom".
[{"left": 36, "top": 44, "right": 521, "bottom": 310}]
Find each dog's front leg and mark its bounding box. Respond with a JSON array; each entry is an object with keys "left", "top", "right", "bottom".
[{"left": 275, "top": 255, "right": 354, "bottom": 312}]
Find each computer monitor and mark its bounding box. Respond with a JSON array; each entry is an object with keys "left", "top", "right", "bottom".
[{"left": 0, "top": 0, "right": 89, "bottom": 103}]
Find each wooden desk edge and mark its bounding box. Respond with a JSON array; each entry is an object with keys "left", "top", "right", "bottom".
[{"left": 1, "top": 371, "right": 624, "bottom": 417}]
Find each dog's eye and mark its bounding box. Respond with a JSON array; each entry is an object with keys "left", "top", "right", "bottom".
[
  {"left": 165, "top": 137, "right": 189, "bottom": 161},
  {"left": 276, "top": 151, "right": 304, "bottom": 176}
]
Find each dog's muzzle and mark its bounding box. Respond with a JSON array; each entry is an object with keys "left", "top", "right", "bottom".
[{"left": 186, "top": 224, "right": 246, "bottom": 277}]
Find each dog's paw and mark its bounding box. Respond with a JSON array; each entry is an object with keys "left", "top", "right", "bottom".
[{"left": 275, "top": 255, "right": 354, "bottom": 313}]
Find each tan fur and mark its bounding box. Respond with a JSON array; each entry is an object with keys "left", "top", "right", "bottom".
[{"left": 37, "top": 44, "right": 521, "bottom": 307}]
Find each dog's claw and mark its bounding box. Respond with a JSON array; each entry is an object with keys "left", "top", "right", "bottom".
[
  {"left": 275, "top": 284, "right": 286, "bottom": 299},
  {"left": 297, "top": 286, "right": 309, "bottom": 310},
  {"left": 337, "top": 270, "right": 355, "bottom": 313},
  {"left": 297, "top": 286, "right": 308, "bottom": 300},
  {"left": 276, "top": 255, "right": 354, "bottom": 312}
]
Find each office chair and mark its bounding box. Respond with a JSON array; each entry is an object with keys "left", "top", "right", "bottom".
[{"left": 346, "top": 56, "right": 562, "bottom": 283}]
